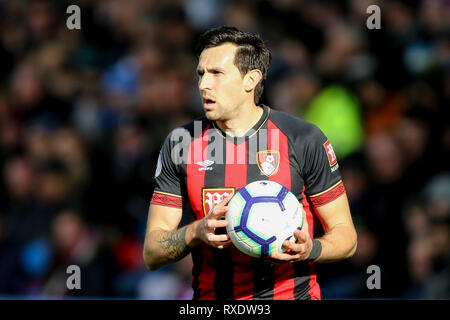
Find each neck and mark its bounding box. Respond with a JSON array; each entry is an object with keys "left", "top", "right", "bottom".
[{"left": 215, "top": 102, "right": 263, "bottom": 137}]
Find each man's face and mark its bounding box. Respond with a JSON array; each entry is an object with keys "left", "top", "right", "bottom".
[{"left": 197, "top": 43, "right": 247, "bottom": 121}]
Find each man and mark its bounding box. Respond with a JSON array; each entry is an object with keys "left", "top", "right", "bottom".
[{"left": 143, "top": 26, "right": 357, "bottom": 300}]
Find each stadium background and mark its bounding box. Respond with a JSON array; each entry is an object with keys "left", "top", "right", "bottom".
[{"left": 0, "top": 0, "right": 448, "bottom": 299}]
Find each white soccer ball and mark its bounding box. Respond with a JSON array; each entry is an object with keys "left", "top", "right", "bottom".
[{"left": 226, "top": 180, "right": 303, "bottom": 258}]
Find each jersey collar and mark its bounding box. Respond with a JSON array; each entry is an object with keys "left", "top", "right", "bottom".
[{"left": 211, "top": 105, "right": 270, "bottom": 144}]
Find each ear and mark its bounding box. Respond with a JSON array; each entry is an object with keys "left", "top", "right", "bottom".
[{"left": 243, "top": 69, "right": 263, "bottom": 93}]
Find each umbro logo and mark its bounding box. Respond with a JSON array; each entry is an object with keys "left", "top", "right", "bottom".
[{"left": 196, "top": 160, "right": 214, "bottom": 171}]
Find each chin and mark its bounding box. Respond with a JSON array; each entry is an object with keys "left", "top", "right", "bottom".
[{"left": 204, "top": 110, "right": 219, "bottom": 121}]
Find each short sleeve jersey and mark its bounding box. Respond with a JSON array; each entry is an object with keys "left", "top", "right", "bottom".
[{"left": 150, "top": 105, "right": 346, "bottom": 300}]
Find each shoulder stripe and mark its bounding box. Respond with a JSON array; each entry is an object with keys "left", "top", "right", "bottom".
[
  {"left": 150, "top": 191, "right": 183, "bottom": 209},
  {"left": 152, "top": 191, "right": 182, "bottom": 198},
  {"left": 309, "top": 181, "right": 346, "bottom": 207},
  {"left": 310, "top": 180, "right": 343, "bottom": 198}
]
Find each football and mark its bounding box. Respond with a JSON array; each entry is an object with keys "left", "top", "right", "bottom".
[{"left": 226, "top": 180, "right": 303, "bottom": 258}]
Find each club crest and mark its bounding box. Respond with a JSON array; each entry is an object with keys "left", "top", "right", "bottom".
[
  {"left": 202, "top": 188, "right": 235, "bottom": 216},
  {"left": 257, "top": 150, "right": 280, "bottom": 176}
]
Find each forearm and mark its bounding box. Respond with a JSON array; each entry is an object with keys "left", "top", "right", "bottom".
[
  {"left": 314, "top": 224, "right": 357, "bottom": 263},
  {"left": 143, "top": 224, "right": 198, "bottom": 270}
]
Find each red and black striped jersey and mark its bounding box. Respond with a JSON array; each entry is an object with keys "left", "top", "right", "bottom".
[{"left": 150, "top": 105, "right": 346, "bottom": 300}]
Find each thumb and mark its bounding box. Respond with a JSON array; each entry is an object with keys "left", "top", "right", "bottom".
[
  {"left": 220, "top": 194, "right": 234, "bottom": 206},
  {"left": 294, "top": 228, "right": 309, "bottom": 244},
  {"left": 208, "top": 194, "right": 233, "bottom": 218}
]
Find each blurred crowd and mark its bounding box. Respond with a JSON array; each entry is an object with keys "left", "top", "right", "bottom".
[{"left": 0, "top": 0, "right": 448, "bottom": 299}]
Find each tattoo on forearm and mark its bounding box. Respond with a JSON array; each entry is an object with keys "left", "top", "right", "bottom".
[{"left": 157, "top": 227, "right": 191, "bottom": 261}]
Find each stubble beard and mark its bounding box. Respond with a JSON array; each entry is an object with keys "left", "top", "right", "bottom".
[{"left": 204, "top": 104, "right": 223, "bottom": 121}]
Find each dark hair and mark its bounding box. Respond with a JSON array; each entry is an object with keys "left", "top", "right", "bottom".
[{"left": 195, "top": 26, "right": 271, "bottom": 104}]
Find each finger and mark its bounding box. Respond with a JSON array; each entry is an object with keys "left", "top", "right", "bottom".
[
  {"left": 207, "top": 219, "right": 228, "bottom": 229},
  {"left": 220, "top": 194, "right": 234, "bottom": 206},
  {"left": 283, "top": 241, "right": 310, "bottom": 257},
  {"left": 270, "top": 251, "right": 300, "bottom": 262},
  {"left": 207, "top": 195, "right": 233, "bottom": 218},
  {"left": 282, "top": 240, "right": 302, "bottom": 252},
  {"left": 209, "top": 205, "right": 228, "bottom": 218},
  {"left": 206, "top": 233, "right": 230, "bottom": 243},
  {"left": 294, "top": 229, "right": 308, "bottom": 244}
]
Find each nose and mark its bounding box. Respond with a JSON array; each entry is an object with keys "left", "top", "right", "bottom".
[{"left": 198, "top": 73, "right": 212, "bottom": 91}]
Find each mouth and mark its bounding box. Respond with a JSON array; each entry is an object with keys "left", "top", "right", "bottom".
[{"left": 203, "top": 97, "right": 216, "bottom": 109}]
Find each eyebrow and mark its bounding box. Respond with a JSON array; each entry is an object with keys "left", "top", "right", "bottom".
[{"left": 196, "top": 66, "right": 225, "bottom": 74}]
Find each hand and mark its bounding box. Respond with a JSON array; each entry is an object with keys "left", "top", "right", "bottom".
[
  {"left": 267, "top": 208, "right": 313, "bottom": 263},
  {"left": 194, "top": 195, "right": 233, "bottom": 249}
]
